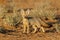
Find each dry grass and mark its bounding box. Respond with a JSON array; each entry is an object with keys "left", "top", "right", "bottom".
[{"left": 0, "top": 0, "right": 60, "bottom": 33}]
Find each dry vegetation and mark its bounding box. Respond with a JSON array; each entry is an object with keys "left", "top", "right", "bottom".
[
  {"left": 0, "top": 0, "right": 59, "bottom": 34},
  {"left": 0, "top": 0, "right": 60, "bottom": 40}
]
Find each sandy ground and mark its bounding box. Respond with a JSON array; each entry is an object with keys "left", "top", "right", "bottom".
[
  {"left": 0, "top": 32, "right": 60, "bottom": 40},
  {"left": 0, "top": 0, "right": 60, "bottom": 40},
  {"left": 0, "top": 29, "right": 60, "bottom": 40}
]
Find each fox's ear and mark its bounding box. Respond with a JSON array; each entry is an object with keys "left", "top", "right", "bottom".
[
  {"left": 20, "top": 9, "right": 24, "bottom": 14},
  {"left": 26, "top": 9, "right": 30, "bottom": 15}
]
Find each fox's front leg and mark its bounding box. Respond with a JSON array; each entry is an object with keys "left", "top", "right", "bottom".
[
  {"left": 23, "top": 21, "right": 29, "bottom": 33},
  {"left": 23, "top": 24, "right": 27, "bottom": 33},
  {"left": 27, "top": 25, "right": 29, "bottom": 33},
  {"left": 23, "top": 25, "right": 29, "bottom": 33},
  {"left": 26, "top": 20, "right": 29, "bottom": 33}
]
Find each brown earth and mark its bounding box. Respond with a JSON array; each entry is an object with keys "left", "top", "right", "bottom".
[
  {"left": 0, "top": 0, "right": 60, "bottom": 40},
  {"left": 0, "top": 0, "right": 60, "bottom": 9},
  {"left": 0, "top": 30, "right": 60, "bottom": 40}
]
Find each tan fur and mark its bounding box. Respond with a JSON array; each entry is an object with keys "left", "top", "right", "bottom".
[
  {"left": 29, "top": 19, "right": 37, "bottom": 33},
  {"left": 21, "top": 9, "right": 29, "bottom": 33},
  {"left": 29, "top": 18, "right": 45, "bottom": 33},
  {"left": 33, "top": 18, "right": 45, "bottom": 32}
]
